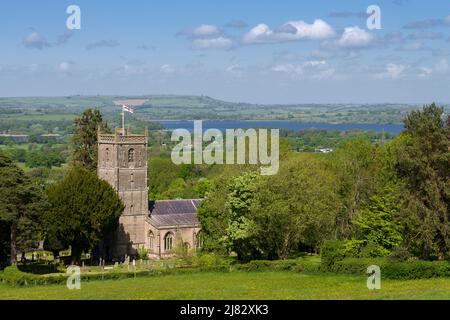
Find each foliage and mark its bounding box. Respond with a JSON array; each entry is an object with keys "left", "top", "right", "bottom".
[
  {"left": 0, "top": 152, "right": 46, "bottom": 265},
  {"left": 353, "top": 188, "right": 403, "bottom": 257},
  {"left": 222, "top": 172, "right": 261, "bottom": 262},
  {"left": 71, "top": 109, "right": 110, "bottom": 171},
  {"left": 393, "top": 103, "right": 450, "bottom": 259},
  {"left": 323, "top": 257, "right": 450, "bottom": 280},
  {"left": 320, "top": 240, "right": 363, "bottom": 268},
  {"left": 200, "top": 155, "right": 341, "bottom": 261},
  {"left": 148, "top": 157, "right": 209, "bottom": 200},
  {"left": 136, "top": 247, "right": 149, "bottom": 260},
  {"left": 388, "top": 247, "right": 411, "bottom": 262},
  {"left": 251, "top": 156, "right": 341, "bottom": 260},
  {"left": 43, "top": 166, "right": 124, "bottom": 264},
  {"left": 328, "top": 138, "right": 383, "bottom": 238}
]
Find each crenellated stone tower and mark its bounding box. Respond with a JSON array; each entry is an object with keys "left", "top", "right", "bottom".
[{"left": 97, "top": 127, "right": 148, "bottom": 258}]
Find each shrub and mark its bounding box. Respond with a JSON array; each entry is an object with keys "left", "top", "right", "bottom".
[
  {"left": 320, "top": 240, "right": 364, "bottom": 268},
  {"left": 137, "top": 247, "right": 149, "bottom": 261},
  {"left": 321, "top": 257, "right": 450, "bottom": 280},
  {"left": 196, "top": 253, "right": 232, "bottom": 269},
  {"left": 17, "top": 263, "right": 59, "bottom": 275},
  {"left": 383, "top": 261, "right": 450, "bottom": 280},
  {"left": 0, "top": 264, "right": 216, "bottom": 287},
  {"left": 326, "top": 258, "right": 387, "bottom": 275},
  {"left": 359, "top": 243, "right": 390, "bottom": 258},
  {"left": 388, "top": 247, "right": 411, "bottom": 262},
  {"left": 236, "top": 257, "right": 321, "bottom": 273}
]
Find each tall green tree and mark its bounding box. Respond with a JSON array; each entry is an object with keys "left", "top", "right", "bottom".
[
  {"left": 0, "top": 153, "right": 45, "bottom": 265},
  {"left": 329, "top": 138, "right": 383, "bottom": 239},
  {"left": 197, "top": 166, "right": 255, "bottom": 254},
  {"left": 252, "top": 156, "right": 341, "bottom": 259},
  {"left": 394, "top": 103, "right": 450, "bottom": 259},
  {"left": 72, "top": 109, "right": 110, "bottom": 171},
  {"left": 43, "top": 167, "right": 124, "bottom": 264},
  {"left": 223, "top": 172, "right": 261, "bottom": 262},
  {"left": 353, "top": 187, "right": 403, "bottom": 257}
]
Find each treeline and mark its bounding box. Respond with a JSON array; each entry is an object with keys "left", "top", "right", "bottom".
[
  {"left": 0, "top": 119, "right": 73, "bottom": 136},
  {"left": 198, "top": 103, "right": 450, "bottom": 262},
  {"left": 3, "top": 144, "right": 68, "bottom": 169},
  {"left": 280, "top": 128, "right": 394, "bottom": 151}
]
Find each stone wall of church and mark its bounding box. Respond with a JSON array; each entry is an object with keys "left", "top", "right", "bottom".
[
  {"left": 97, "top": 129, "right": 149, "bottom": 260},
  {"left": 145, "top": 222, "right": 201, "bottom": 259}
]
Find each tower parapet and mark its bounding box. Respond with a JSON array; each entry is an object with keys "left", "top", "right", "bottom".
[{"left": 98, "top": 128, "right": 148, "bottom": 145}]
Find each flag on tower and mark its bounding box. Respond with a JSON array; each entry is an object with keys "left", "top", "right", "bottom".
[{"left": 122, "top": 105, "right": 134, "bottom": 114}]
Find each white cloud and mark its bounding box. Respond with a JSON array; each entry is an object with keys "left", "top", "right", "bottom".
[
  {"left": 23, "top": 31, "right": 49, "bottom": 50},
  {"left": 375, "top": 63, "right": 405, "bottom": 79},
  {"left": 58, "top": 62, "right": 72, "bottom": 73},
  {"left": 302, "top": 60, "right": 326, "bottom": 67},
  {"left": 192, "top": 36, "right": 233, "bottom": 49},
  {"left": 313, "top": 68, "right": 335, "bottom": 80},
  {"left": 336, "top": 26, "right": 374, "bottom": 48},
  {"left": 271, "top": 63, "right": 304, "bottom": 75},
  {"left": 178, "top": 24, "right": 233, "bottom": 50},
  {"left": 225, "top": 64, "right": 244, "bottom": 77},
  {"left": 419, "top": 67, "right": 432, "bottom": 78},
  {"left": 419, "top": 59, "right": 449, "bottom": 77},
  {"left": 160, "top": 64, "right": 176, "bottom": 74},
  {"left": 271, "top": 60, "right": 330, "bottom": 78},
  {"left": 243, "top": 19, "right": 335, "bottom": 44},
  {"left": 118, "top": 63, "right": 147, "bottom": 76},
  {"left": 193, "top": 24, "right": 219, "bottom": 37}
]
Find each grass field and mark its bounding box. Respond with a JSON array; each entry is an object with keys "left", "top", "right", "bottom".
[{"left": 1, "top": 271, "right": 450, "bottom": 300}]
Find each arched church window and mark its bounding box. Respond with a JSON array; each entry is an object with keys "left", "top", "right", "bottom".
[
  {"left": 164, "top": 232, "right": 174, "bottom": 252},
  {"left": 196, "top": 231, "right": 203, "bottom": 249},
  {"left": 128, "top": 148, "right": 135, "bottom": 162},
  {"left": 148, "top": 231, "right": 154, "bottom": 251}
]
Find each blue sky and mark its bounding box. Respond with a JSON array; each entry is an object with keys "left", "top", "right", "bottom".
[{"left": 1, "top": 0, "right": 450, "bottom": 103}]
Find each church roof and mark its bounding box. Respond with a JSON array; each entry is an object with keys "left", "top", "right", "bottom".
[{"left": 148, "top": 199, "right": 202, "bottom": 227}]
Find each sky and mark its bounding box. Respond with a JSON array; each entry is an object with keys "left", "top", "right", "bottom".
[{"left": 1, "top": 0, "right": 450, "bottom": 104}]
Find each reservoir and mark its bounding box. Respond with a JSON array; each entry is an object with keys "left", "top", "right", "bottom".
[{"left": 157, "top": 120, "right": 404, "bottom": 135}]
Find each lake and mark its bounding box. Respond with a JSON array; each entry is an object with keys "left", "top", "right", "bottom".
[{"left": 157, "top": 120, "right": 404, "bottom": 135}]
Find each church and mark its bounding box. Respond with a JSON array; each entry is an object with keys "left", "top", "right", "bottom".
[{"left": 97, "top": 127, "right": 202, "bottom": 260}]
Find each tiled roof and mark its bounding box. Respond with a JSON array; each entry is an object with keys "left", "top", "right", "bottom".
[{"left": 148, "top": 199, "right": 201, "bottom": 227}]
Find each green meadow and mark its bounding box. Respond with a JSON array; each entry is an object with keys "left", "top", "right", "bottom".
[{"left": 2, "top": 271, "right": 450, "bottom": 300}]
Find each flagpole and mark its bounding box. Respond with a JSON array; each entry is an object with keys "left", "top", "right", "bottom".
[{"left": 122, "top": 109, "right": 125, "bottom": 132}]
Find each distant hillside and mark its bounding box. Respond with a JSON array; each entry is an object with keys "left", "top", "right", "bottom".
[{"left": 0, "top": 95, "right": 448, "bottom": 125}]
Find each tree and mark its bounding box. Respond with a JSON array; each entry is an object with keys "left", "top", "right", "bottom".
[
  {"left": 72, "top": 109, "right": 110, "bottom": 171},
  {"left": 394, "top": 103, "right": 450, "bottom": 259},
  {"left": 329, "top": 138, "right": 383, "bottom": 239},
  {"left": 353, "top": 188, "right": 403, "bottom": 257},
  {"left": 223, "top": 172, "right": 261, "bottom": 262},
  {"left": 251, "top": 156, "right": 341, "bottom": 259},
  {"left": 43, "top": 167, "right": 124, "bottom": 264},
  {"left": 148, "top": 157, "right": 180, "bottom": 199},
  {"left": 197, "top": 167, "right": 251, "bottom": 254},
  {"left": 0, "top": 153, "right": 45, "bottom": 265}
]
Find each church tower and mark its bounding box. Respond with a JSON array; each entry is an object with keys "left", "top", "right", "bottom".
[{"left": 97, "top": 127, "right": 149, "bottom": 258}]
